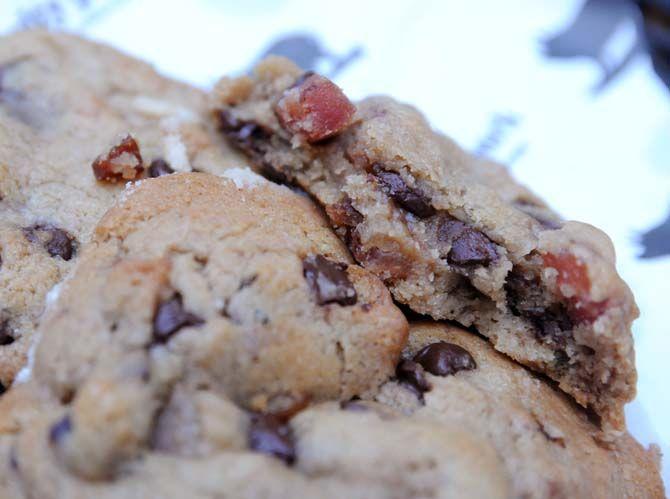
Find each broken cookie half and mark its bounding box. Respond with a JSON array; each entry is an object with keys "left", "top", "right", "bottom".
[{"left": 210, "top": 56, "right": 638, "bottom": 436}]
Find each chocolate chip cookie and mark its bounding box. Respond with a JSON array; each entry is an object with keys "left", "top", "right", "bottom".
[
  {"left": 374, "top": 322, "right": 663, "bottom": 498},
  {"left": 0, "top": 316, "right": 661, "bottom": 498},
  {"left": 211, "top": 56, "right": 638, "bottom": 435},
  {"left": 0, "top": 30, "right": 248, "bottom": 385},
  {"left": 0, "top": 171, "right": 407, "bottom": 486}
]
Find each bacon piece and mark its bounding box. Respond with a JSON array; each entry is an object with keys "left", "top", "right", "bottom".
[
  {"left": 543, "top": 252, "right": 608, "bottom": 323},
  {"left": 275, "top": 72, "right": 355, "bottom": 143},
  {"left": 92, "top": 135, "right": 144, "bottom": 182}
]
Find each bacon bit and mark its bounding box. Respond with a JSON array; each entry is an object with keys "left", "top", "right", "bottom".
[
  {"left": 349, "top": 231, "right": 409, "bottom": 281},
  {"left": 326, "top": 197, "right": 363, "bottom": 228},
  {"left": 570, "top": 298, "right": 609, "bottom": 323},
  {"left": 92, "top": 135, "right": 144, "bottom": 182},
  {"left": 542, "top": 253, "right": 590, "bottom": 296},
  {"left": 542, "top": 252, "right": 608, "bottom": 323},
  {"left": 275, "top": 72, "right": 355, "bottom": 143}
]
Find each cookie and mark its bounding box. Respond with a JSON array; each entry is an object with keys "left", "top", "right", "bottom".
[
  {"left": 211, "top": 56, "right": 638, "bottom": 435},
  {"left": 0, "top": 171, "right": 406, "bottom": 483},
  {"left": 0, "top": 30, "right": 247, "bottom": 385},
  {"left": 373, "top": 322, "right": 663, "bottom": 498},
  {"left": 0, "top": 317, "right": 662, "bottom": 498}
]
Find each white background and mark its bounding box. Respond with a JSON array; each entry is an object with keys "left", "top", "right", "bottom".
[{"left": 2, "top": 0, "right": 669, "bottom": 488}]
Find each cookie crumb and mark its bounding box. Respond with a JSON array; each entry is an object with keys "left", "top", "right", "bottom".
[
  {"left": 13, "top": 332, "right": 41, "bottom": 384},
  {"left": 222, "top": 167, "right": 266, "bottom": 189}
]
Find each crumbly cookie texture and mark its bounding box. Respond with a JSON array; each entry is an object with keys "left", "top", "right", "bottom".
[
  {"left": 0, "top": 30, "right": 248, "bottom": 385},
  {"left": 211, "top": 56, "right": 639, "bottom": 435},
  {"left": 0, "top": 318, "right": 662, "bottom": 498}
]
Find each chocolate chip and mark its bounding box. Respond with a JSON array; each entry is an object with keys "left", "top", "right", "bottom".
[
  {"left": 413, "top": 342, "right": 477, "bottom": 376},
  {"left": 396, "top": 359, "right": 431, "bottom": 395},
  {"left": 147, "top": 158, "right": 174, "bottom": 178},
  {"left": 22, "top": 224, "right": 77, "bottom": 261},
  {"left": 533, "top": 311, "right": 573, "bottom": 346},
  {"left": 449, "top": 231, "right": 498, "bottom": 265},
  {"left": 505, "top": 270, "right": 574, "bottom": 346},
  {"left": 302, "top": 255, "right": 357, "bottom": 306},
  {"left": 437, "top": 216, "right": 497, "bottom": 266},
  {"left": 259, "top": 161, "right": 291, "bottom": 185},
  {"left": 152, "top": 293, "right": 204, "bottom": 344},
  {"left": 371, "top": 164, "right": 435, "bottom": 218},
  {"left": 44, "top": 229, "right": 76, "bottom": 260},
  {"left": 217, "top": 110, "right": 270, "bottom": 151},
  {"left": 48, "top": 415, "right": 72, "bottom": 445},
  {"left": 215, "top": 110, "right": 294, "bottom": 185},
  {"left": 248, "top": 413, "right": 295, "bottom": 465},
  {"left": 0, "top": 319, "right": 14, "bottom": 346},
  {"left": 0, "top": 382, "right": 5, "bottom": 396}
]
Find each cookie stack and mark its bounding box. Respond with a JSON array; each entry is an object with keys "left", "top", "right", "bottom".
[{"left": 0, "top": 31, "right": 664, "bottom": 498}]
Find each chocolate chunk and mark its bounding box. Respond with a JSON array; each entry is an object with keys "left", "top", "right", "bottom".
[
  {"left": 302, "top": 255, "right": 357, "bottom": 306},
  {"left": 48, "top": 415, "right": 72, "bottom": 445},
  {"left": 217, "top": 110, "right": 271, "bottom": 152},
  {"left": 248, "top": 413, "right": 295, "bottom": 465},
  {"left": 215, "top": 111, "right": 292, "bottom": 184},
  {"left": 396, "top": 359, "right": 431, "bottom": 395},
  {"left": 91, "top": 135, "right": 144, "bottom": 182},
  {"left": 437, "top": 216, "right": 497, "bottom": 266},
  {"left": 22, "top": 224, "right": 77, "bottom": 261},
  {"left": 413, "top": 342, "right": 476, "bottom": 376},
  {"left": 147, "top": 158, "right": 174, "bottom": 178},
  {"left": 260, "top": 161, "right": 291, "bottom": 185},
  {"left": 533, "top": 311, "right": 573, "bottom": 346},
  {"left": 449, "top": 230, "right": 498, "bottom": 265},
  {"left": 152, "top": 293, "right": 204, "bottom": 344},
  {"left": 371, "top": 164, "right": 435, "bottom": 218},
  {"left": 505, "top": 269, "right": 574, "bottom": 346},
  {"left": 0, "top": 319, "right": 14, "bottom": 346},
  {"left": 43, "top": 228, "right": 76, "bottom": 260},
  {"left": 0, "top": 382, "right": 5, "bottom": 396}
]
